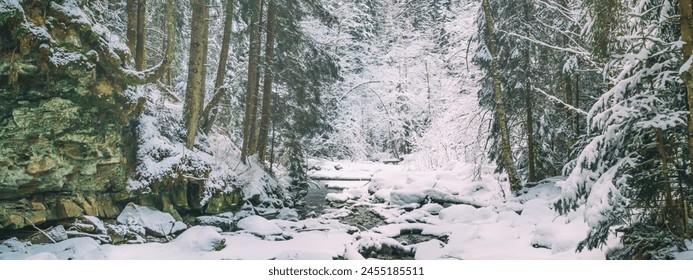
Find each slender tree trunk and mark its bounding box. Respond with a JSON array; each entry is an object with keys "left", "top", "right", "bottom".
[
  {"left": 202, "top": 0, "right": 235, "bottom": 135},
  {"left": 565, "top": 73, "right": 574, "bottom": 143},
  {"left": 523, "top": 0, "right": 536, "bottom": 185},
  {"left": 656, "top": 128, "right": 679, "bottom": 232},
  {"left": 680, "top": 0, "right": 693, "bottom": 179},
  {"left": 183, "top": 0, "right": 210, "bottom": 149},
  {"left": 525, "top": 57, "right": 537, "bottom": 185},
  {"left": 126, "top": 0, "right": 137, "bottom": 56},
  {"left": 257, "top": 1, "right": 278, "bottom": 161},
  {"left": 241, "top": 0, "right": 264, "bottom": 162},
  {"left": 248, "top": 0, "right": 265, "bottom": 156},
  {"left": 482, "top": 0, "right": 521, "bottom": 192},
  {"left": 575, "top": 73, "right": 580, "bottom": 136},
  {"left": 135, "top": 0, "right": 147, "bottom": 70}
]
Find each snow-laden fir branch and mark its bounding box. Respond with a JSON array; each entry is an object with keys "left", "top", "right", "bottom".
[
  {"left": 496, "top": 29, "right": 589, "bottom": 56},
  {"left": 532, "top": 87, "right": 588, "bottom": 116}
]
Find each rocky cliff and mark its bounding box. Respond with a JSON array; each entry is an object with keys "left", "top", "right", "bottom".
[{"left": 0, "top": 0, "right": 244, "bottom": 231}]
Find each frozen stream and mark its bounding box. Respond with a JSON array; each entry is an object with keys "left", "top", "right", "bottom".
[{"left": 0, "top": 160, "right": 625, "bottom": 260}]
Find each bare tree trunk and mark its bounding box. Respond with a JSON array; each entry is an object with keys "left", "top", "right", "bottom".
[
  {"left": 241, "top": 0, "right": 264, "bottom": 162},
  {"left": 202, "top": 0, "right": 235, "bottom": 135},
  {"left": 482, "top": 0, "right": 521, "bottom": 192},
  {"left": 656, "top": 128, "right": 680, "bottom": 232},
  {"left": 248, "top": 0, "right": 265, "bottom": 157},
  {"left": 575, "top": 73, "right": 580, "bottom": 136},
  {"left": 257, "top": 0, "right": 278, "bottom": 161},
  {"left": 183, "top": 0, "right": 210, "bottom": 149},
  {"left": 525, "top": 61, "right": 537, "bottom": 184},
  {"left": 135, "top": 0, "right": 146, "bottom": 70},
  {"left": 126, "top": 0, "right": 137, "bottom": 56},
  {"left": 565, "top": 73, "right": 574, "bottom": 145},
  {"left": 523, "top": 0, "right": 537, "bottom": 185},
  {"left": 680, "top": 0, "right": 693, "bottom": 179}
]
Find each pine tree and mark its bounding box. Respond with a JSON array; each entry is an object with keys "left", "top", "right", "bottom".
[{"left": 556, "top": 0, "right": 691, "bottom": 250}]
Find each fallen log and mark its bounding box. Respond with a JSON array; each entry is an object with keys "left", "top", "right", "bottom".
[{"left": 308, "top": 176, "right": 372, "bottom": 182}]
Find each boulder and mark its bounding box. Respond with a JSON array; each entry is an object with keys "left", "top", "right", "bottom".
[
  {"left": 71, "top": 215, "right": 107, "bottom": 234},
  {"left": 172, "top": 226, "right": 226, "bottom": 252},
  {"left": 26, "top": 225, "right": 68, "bottom": 244},
  {"left": 237, "top": 215, "right": 283, "bottom": 236},
  {"left": 117, "top": 203, "right": 179, "bottom": 237},
  {"left": 276, "top": 208, "right": 299, "bottom": 222},
  {"left": 196, "top": 216, "right": 234, "bottom": 231}
]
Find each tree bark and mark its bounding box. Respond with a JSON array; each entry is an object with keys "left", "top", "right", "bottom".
[
  {"left": 523, "top": 0, "right": 537, "bottom": 185},
  {"left": 241, "top": 0, "right": 264, "bottom": 162},
  {"left": 656, "top": 128, "right": 678, "bottom": 231},
  {"left": 126, "top": 0, "right": 137, "bottom": 56},
  {"left": 257, "top": 0, "right": 278, "bottom": 161},
  {"left": 679, "top": 0, "right": 693, "bottom": 179},
  {"left": 202, "top": 0, "right": 235, "bottom": 135},
  {"left": 135, "top": 0, "right": 147, "bottom": 70},
  {"left": 565, "top": 73, "right": 573, "bottom": 145},
  {"left": 525, "top": 55, "right": 537, "bottom": 185},
  {"left": 482, "top": 0, "right": 521, "bottom": 192},
  {"left": 575, "top": 73, "right": 580, "bottom": 136},
  {"left": 183, "top": 0, "right": 210, "bottom": 149}
]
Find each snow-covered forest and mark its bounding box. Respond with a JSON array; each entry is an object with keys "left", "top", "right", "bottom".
[{"left": 2, "top": 0, "right": 693, "bottom": 260}]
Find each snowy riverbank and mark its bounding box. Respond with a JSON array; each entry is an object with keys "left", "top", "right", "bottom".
[{"left": 0, "top": 160, "right": 627, "bottom": 260}]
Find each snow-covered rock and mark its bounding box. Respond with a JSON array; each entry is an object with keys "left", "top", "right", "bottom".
[
  {"left": 520, "top": 199, "right": 556, "bottom": 225},
  {"left": 236, "top": 215, "right": 283, "bottom": 236},
  {"left": 390, "top": 189, "right": 426, "bottom": 205},
  {"left": 277, "top": 208, "right": 299, "bottom": 222},
  {"left": 438, "top": 204, "right": 477, "bottom": 223},
  {"left": 196, "top": 215, "right": 235, "bottom": 231},
  {"left": 172, "top": 226, "right": 225, "bottom": 252},
  {"left": 116, "top": 203, "right": 184, "bottom": 237},
  {"left": 420, "top": 203, "right": 444, "bottom": 215},
  {"left": 414, "top": 240, "right": 445, "bottom": 260},
  {"left": 326, "top": 193, "right": 350, "bottom": 203}
]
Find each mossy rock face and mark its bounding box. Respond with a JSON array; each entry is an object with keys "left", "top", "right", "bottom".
[
  {"left": 0, "top": 1, "right": 138, "bottom": 230},
  {"left": 204, "top": 189, "right": 243, "bottom": 215}
]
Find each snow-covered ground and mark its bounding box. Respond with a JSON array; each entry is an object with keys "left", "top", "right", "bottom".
[{"left": 1, "top": 160, "right": 624, "bottom": 260}]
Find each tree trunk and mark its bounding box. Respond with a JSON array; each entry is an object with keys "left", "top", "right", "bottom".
[
  {"left": 202, "top": 0, "right": 235, "bottom": 135},
  {"left": 565, "top": 73, "right": 574, "bottom": 146},
  {"left": 126, "top": 0, "right": 137, "bottom": 56},
  {"left": 135, "top": 0, "right": 146, "bottom": 71},
  {"left": 525, "top": 57, "right": 537, "bottom": 185},
  {"left": 257, "top": 0, "right": 278, "bottom": 161},
  {"left": 656, "top": 128, "right": 679, "bottom": 232},
  {"left": 523, "top": 0, "right": 536, "bottom": 185},
  {"left": 183, "top": 0, "right": 210, "bottom": 149},
  {"left": 241, "top": 0, "right": 264, "bottom": 162},
  {"left": 679, "top": 0, "right": 693, "bottom": 179},
  {"left": 482, "top": 0, "right": 521, "bottom": 192},
  {"left": 575, "top": 73, "right": 580, "bottom": 136}
]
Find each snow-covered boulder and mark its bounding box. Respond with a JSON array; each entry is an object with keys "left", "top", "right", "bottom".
[
  {"left": 390, "top": 189, "right": 427, "bottom": 205},
  {"left": 236, "top": 215, "right": 283, "bottom": 236},
  {"left": 420, "top": 203, "right": 444, "bottom": 215},
  {"left": 74, "top": 215, "right": 107, "bottom": 234},
  {"left": 277, "top": 208, "right": 299, "bottom": 222},
  {"left": 326, "top": 193, "right": 350, "bottom": 203},
  {"left": 519, "top": 199, "right": 555, "bottom": 225},
  {"left": 196, "top": 215, "right": 235, "bottom": 231},
  {"left": 172, "top": 226, "right": 226, "bottom": 252},
  {"left": 438, "top": 204, "right": 478, "bottom": 224},
  {"left": 116, "top": 203, "right": 187, "bottom": 237}
]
